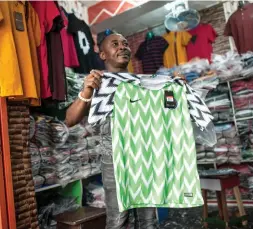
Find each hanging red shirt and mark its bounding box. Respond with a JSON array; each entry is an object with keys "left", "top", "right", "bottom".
[
  {"left": 31, "top": 1, "right": 60, "bottom": 99},
  {"left": 187, "top": 23, "right": 217, "bottom": 62},
  {"left": 224, "top": 3, "right": 253, "bottom": 54}
]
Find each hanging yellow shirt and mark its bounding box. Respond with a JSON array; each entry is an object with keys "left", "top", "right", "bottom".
[
  {"left": 0, "top": 2, "right": 38, "bottom": 100},
  {"left": 163, "top": 31, "right": 192, "bottom": 68}
]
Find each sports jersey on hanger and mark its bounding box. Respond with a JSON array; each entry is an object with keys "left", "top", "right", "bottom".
[
  {"left": 111, "top": 80, "right": 204, "bottom": 212},
  {"left": 88, "top": 73, "right": 213, "bottom": 130}
]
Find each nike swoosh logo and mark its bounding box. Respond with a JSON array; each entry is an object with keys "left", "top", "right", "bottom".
[{"left": 130, "top": 99, "right": 141, "bottom": 103}]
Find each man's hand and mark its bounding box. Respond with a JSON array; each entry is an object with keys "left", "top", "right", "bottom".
[{"left": 81, "top": 70, "right": 103, "bottom": 99}]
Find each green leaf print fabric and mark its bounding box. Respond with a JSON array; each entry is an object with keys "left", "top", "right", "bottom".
[{"left": 111, "top": 81, "right": 204, "bottom": 212}]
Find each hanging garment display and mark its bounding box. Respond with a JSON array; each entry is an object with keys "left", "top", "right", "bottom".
[
  {"left": 59, "top": 6, "right": 79, "bottom": 68},
  {"left": 187, "top": 23, "right": 217, "bottom": 62},
  {"left": 88, "top": 73, "right": 213, "bottom": 130},
  {"left": 67, "top": 13, "right": 96, "bottom": 74},
  {"left": 46, "top": 3, "right": 66, "bottom": 101},
  {"left": 31, "top": 1, "right": 61, "bottom": 99},
  {"left": 26, "top": 2, "right": 41, "bottom": 106},
  {"left": 135, "top": 36, "right": 168, "bottom": 74},
  {"left": 127, "top": 59, "right": 134, "bottom": 73},
  {"left": 111, "top": 80, "right": 204, "bottom": 212},
  {"left": 0, "top": 2, "right": 38, "bottom": 100},
  {"left": 163, "top": 31, "right": 192, "bottom": 68},
  {"left": 224, "top": 3, "right": 253, "bottom": 54}
]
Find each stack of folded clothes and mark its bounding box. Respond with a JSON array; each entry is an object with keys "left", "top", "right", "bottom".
[
  {"left": 30, "top": 142, "right": 41, "bottom": 176},
  {"left": 248, "top": 164, "right": 253, "bottom": 199},
  {"left": 215, "top": 124, "right": 242, "bottom": 165},
  {"left": 196, "top": 145, "right": 216, "bottom": 163},
  {"left": 189, "top": 75, "right": 219, "bottom": 91},
  {"left": 58, "top": 71, "right": 87, "bottom": 110},
  {"left": 30, "top": 115, "right": 102, "bottom": 189},
  {"left": 197, "top": 124, "right": 242, "bottom": 165},
  {"left": 33, "top": 115, "right": 69, "bottom": 148},
  {"left": 232, "top": 78, "right": 253, "bottom": 110},
  {"left": 241, "top": 52, "right": 253, "bottom": 77},
  {"left": 205, "top": 93, "right": 231, "bottom": 111},
  {"left": 237, "top": 118, "right": 253, "bottom": 161},
  {"left": 242, "top": 149, "right": 253, "bottom": 161},
  {"left": 38, "top": 146, "right": 58, "bottom": 187},
  {"left": 212, "top": 109, "right": 234, "bottom": 123},
  {"left": 211, "top": 51, "right": 243, "bottom": 81}
]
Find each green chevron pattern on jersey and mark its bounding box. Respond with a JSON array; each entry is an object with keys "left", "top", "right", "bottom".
[{"left": 111, "top": 82, "right": 204, "bottom": 212}]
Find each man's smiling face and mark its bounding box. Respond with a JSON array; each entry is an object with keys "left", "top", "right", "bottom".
[{"left": 99, "top": 34, "right": 131, "bottom": 69}]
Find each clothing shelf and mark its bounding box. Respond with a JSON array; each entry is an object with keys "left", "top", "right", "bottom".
[
  {"left": 197, "top": 74, "right": 253, "bottom": 206},
  {"left": 236, "top": 116, "right": 253, "bottom": 122},
  {"left": 35, "top": 172, "right": 101, "bottom": 193}
]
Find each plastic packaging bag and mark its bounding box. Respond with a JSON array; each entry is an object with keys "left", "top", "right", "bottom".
[
  {"left": 193, "top": 121, "right": 217, "bottom": 147},
  {"left": 211, "top": 51, "right": 243, "bottom": 81},
  {"left": 30, "top": 116, "right": 36, "bottom": 139}
]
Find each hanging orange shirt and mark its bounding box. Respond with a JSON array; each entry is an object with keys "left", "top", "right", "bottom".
[
  {"left": 0, "top": 1, "right": 38, "bottom": 100},
  {"left": 163, "top": 31, "right": 192, "bottom": 68}
]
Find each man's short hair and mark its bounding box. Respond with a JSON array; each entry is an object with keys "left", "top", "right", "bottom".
[{"left": 97, "top": 29, "right": 119, "bottom": 51}]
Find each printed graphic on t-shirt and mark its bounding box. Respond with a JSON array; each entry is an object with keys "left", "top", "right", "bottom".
[
  {"left": 67, "top": 13, "right": 95, "bottom": 73},
  {"left": 78, "top": 31, "right": 90, "bottom": 55}
]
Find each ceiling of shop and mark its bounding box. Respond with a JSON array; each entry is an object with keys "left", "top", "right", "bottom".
[
  {"left": 92, "top": 0, "right": 219, "bottom": 36},
  {"left": 80, "top": 1, "right": 99, "bottom": 7}
]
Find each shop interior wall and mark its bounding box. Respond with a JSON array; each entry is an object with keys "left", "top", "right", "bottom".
[{"left": 127, "top": 3, "right": 230, "bottom": 74}]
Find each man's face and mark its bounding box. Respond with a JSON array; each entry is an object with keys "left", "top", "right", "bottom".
[{"left": 100, "top": 34, "right": 131, "bottom": 68}]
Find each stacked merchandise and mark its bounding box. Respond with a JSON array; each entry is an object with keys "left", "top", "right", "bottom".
[
  {"left": 58, "top": 70, "right": 87, "bottom": 110},
  {"left": 196, "top": 124, "right": 241, "bottom": 165},
  {"left": 156, "top": 51, "right": 253, "bottom": 84},
  {"left": 205, "top": 91, "right": 231, "bottom": 112},
  {"left": 84, "top": 182, "right": 105, "bottom": 208},
  {"left": 214, "top": 124, "right": 242, "bottom": 165},
  {"left": 8, "top": 105, "right": 39, "bottom": 229},
  {"left": 210, "top": 52, "right": 243, "bottom": 81},
  {"left": 240, "top": 52, "right": 253, "bottom": 77},
  {"left": 30, "top": 114, "right": 101, "bottom": 189},
  {"left": 196, "top": 84, "right": 242, "bottom": 165},
  {"left": 31, "top": 115, "right": 70, "bottom": 186},
  {"left": 37, "top": 193, "right": 79, "bottom": 229},
  {"left": 180, "top": 59, "right": 211, "bottom": 82},
  {"left": 211, "top": 52, "right": 253, "bottom": 81},
  {"left": 67, "top": 119, "right": 101, "bottom": 180},
  {"left": 232, "top": 78, "right": 253, "bottom": 112},
  {"left": 232, "top": 78, "right": 253, "bottom": 165},
  {"left": 248, "top": 163, "right": 253, "bottom": 199},
  {"left": 196, "top": 145, "right": 216, "bottom": 164}
]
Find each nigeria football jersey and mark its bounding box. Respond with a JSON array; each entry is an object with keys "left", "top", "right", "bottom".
[{"left": 111, "top": 81, "right": 204, "bottom": 212}]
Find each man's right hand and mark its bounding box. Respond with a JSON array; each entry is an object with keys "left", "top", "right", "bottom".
[{"left": 81, "top": 70, "right": 103, "bottom": 99}]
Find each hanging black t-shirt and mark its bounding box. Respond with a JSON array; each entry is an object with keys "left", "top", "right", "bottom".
[
  {"left": 67, "top": 13, "right": 95, "bottom": 74},
  {"left": 135, "top": 36, "right": 168, "bottom": 74}
]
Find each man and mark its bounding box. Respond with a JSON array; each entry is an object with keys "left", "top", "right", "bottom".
[{"left": 65, "top": 30, "right": 158, "bottom": 229}]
